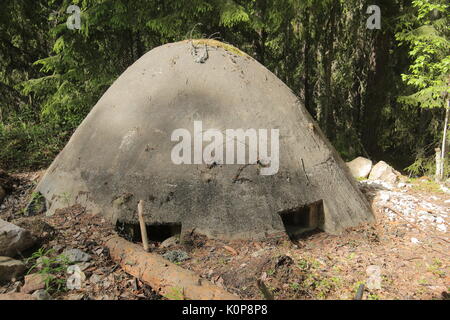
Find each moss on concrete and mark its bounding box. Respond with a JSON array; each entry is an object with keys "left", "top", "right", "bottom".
[{"left": 188, "top": 39, "right": 249, "bottom": 57}]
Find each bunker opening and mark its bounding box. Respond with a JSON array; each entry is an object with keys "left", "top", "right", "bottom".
[
  {"left": 278, "top": 200, "right": 324, "bottom": 240},
  {"left": 116, "top": 221, "right": 182, "bottom": 243}
]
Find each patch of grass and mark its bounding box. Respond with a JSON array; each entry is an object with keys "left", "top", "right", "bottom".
[
  {"left": 289, "top": 282, "right": 300, "bottom": 290},
  {"left": 29, "top": 191, "right": 45, "bottom": 212},
  {"left": 0, "top": 120, "right": 68, "bottom": 171},
  {"left": 266, "top": 268, "right": 275, "bottom": 276},
  {"left": 294, "top": 256, "right": 342, "bottom": 299},
  {"left": 353, "top": 280, "right": 365, "bottom": 294},
  {"left": 191, "top": 39, "right": 249, "bottom": 57},
  {"left": 297, "top": 257, "right": 320, "bottom": 271},
  {"left": 427, "top": 258, "right": 446, "bottom": 278},
  {"left": 281, "top": 240, "right": 292, "bottom": 248},
  {"left": 367, "top": 293, "right": 380, "bottom": 300},
  {"left": 301, "top": 275, "right": 341, "bottom": 299},
  {"left": 333, "top": 265, "right": 344, "bottom": 272},
  {"left": 409, "top": 178, "right": 445, "bottom": 194},
  {"left": 31, "top": 191, "right": 44, "bottom": 201},
  {"left": 25, "top": 248, "right": 71, "bottom": 294},
  {"left": 347, "top": 252, "right": 356, "bottom": 260},
  {"left": 165, "top": 286, "right": 184, "bottom": 300}
]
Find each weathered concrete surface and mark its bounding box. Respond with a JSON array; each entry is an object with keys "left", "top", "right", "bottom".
[
  {"left": 347, "top": 157, "right": 373, "bottom": 179},
  {"left": 36, "top": 40, "right": 374, "bottom": 239},
  {"left": 0, "top": 219, "right": 35, "bottom": 257}
]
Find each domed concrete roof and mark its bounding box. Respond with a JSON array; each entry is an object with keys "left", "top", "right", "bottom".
[{"left": 37, "top": 40, "right": 374, "bottom": 239}]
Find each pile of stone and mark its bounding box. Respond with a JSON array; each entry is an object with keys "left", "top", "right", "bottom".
[
  {"left": 376, "top": 189, "right": 448, "bottom": 234},
  {"left": 347, "top": 156, "right": 449, "bottom": 235},
  {"left": 346, "top": 157, "right": 402, "bottom": 185}
]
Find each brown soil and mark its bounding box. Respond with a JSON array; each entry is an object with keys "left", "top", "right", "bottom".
[{"left": 0, "top": 171, "right": 448, "bottom": 300}]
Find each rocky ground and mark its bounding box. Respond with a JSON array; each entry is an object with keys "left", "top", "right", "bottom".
[
  {"left": 0, "top": 170, "right": 448, "bottom": 300},
  {"left": 0, "top": 171, "right": 160, "bottom": 300}
]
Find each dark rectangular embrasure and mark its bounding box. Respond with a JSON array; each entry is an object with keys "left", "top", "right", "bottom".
[
  {"left": 116, "top": 221, "right": 181, "bottom": 242},
  {"left": 278, "top": 200, "right": 324, "bottom": 239}
]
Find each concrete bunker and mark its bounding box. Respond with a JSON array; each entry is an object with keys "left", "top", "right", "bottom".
[{"left": 35, "top": 40, "right": 375, "bottom": 240}]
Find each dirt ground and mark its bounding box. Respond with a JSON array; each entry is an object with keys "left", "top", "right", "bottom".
[{"left": 0, "top": 171, "right": 448, "bottom": 300}]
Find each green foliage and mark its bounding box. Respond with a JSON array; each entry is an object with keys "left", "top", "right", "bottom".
[
  {"left": 165, "top": 286, "right": 185, "bottom": 300},
  {"left": 408, "top": 178, "right": 446, "bottom": 193},
  {"left": 25, "top": 248, "right": 71, "bottom": 294},
  {"left": 0, "top": 120, "right": 69, "bottom": 169},
  {"left": 367, "top": 293, "right": 380, "bottom": 300},
  {"left": 427, "top": 258, "right": 446, "bottom": 278},
  {"left": 0, "top": 0, "right": 448, "bottom": 175},
  {"left": 396, "top": 0, "right": 449, "bottom": 109},
  {"left": 293, "top": 256, "right": 342, "bottom": 299},
  {"left": 405, "top": 145, "right": 450, "bottom": 177}
]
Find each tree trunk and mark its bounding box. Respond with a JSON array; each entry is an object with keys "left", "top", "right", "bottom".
[
  {"left": 435, "top": 147, "right": 442, "bottom": 181},
  {"left": 438, "top": 103, "right": 449, "bottom": 181},
  {"left": 105, "top": 236, "right": 240, "bottom": 300}
]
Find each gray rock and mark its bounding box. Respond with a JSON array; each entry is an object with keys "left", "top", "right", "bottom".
[
  {"left": 346, "top": 157, "right": 373, "bottom": 179},
  {"left": 62, "top": 248, "right": 91, "bottom": 263},
  {"left": 162, "top": 250, "right": 189, "bottom": 263},
  {"left": 31, "top": 289, "right": 51, "bottom": 300},
  {"left": 368, "top": 161, "right": 399, "bottom": 184},
  {"left": 366, "top": 265, "right": 382, "bottom": 290},
  {"left": 21, "top": 273, "right": 46, "bottom": 293},
  {"left": 0, "top": 256, "right": 26, "bottom": 283},
  {"left": 66, "top": 265, "right": 86, "bottom": 290},
  {"left": 78, "top": 262, "right": 92, "bottom": 271},
  {"left": 0, "top": 219, "right": 35, "bottom": 257},
  {"left": 160, "top": 235, "right": 179, "bottom": 248}
]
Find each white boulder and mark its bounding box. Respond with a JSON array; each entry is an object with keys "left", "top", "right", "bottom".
[
  {"left": 366, "top": 265, "right": 382, "bottom": 290},
  {"left": 346, "top": 157, "right": 373, "bottom": 179},
  {"left": 368, "top": 161, "right": 400, "bottom": 184}
]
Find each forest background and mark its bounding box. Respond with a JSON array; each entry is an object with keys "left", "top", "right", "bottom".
[{"left": 0, "top": 0, "right": 448, "bottom": 178}]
